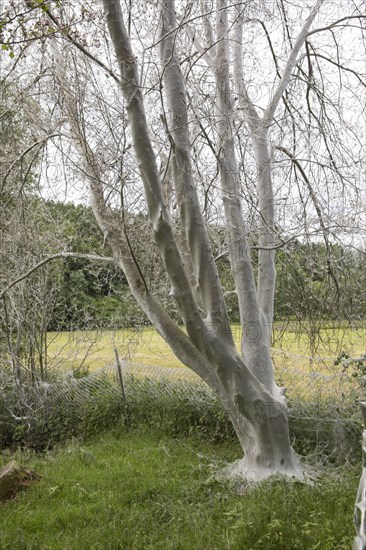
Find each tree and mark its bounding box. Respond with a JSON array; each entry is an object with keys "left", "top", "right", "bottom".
[
  {"left": 2, "top": 0, "right": 365, "bottom": 481},
  {"left": 0, "top": 80, "right": 123, "bottom": 378},
  {"left": 0, "top": 79, "right": 53, "bottom": 382}
]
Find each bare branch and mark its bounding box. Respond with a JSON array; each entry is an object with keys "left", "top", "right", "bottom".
[
  {"left": 0, "top": 252, "right": 115, "bottom": 300},
  {"left": 307, "top": 51, "right": 366, "bottom": 87},
  {"left": 308, "top": 15, "right": 366, "bottom": 37},
  {"left": 25, "top": 1, "right": 123, "bottom": 86},
  {"left": 1, "top": 133, "right": 59, "bottom": 193},
  {"left": 233, "top": 7, "right": 260, "bottom": 130},
  {"left": 274, "top": 145, "right": 341, "bottom": 298},
  {"left": 262, "top": 0, "right": 324, "bottom": 127},
  {"left": 102, "top": 0, "right": 208, "bottom": 348}
]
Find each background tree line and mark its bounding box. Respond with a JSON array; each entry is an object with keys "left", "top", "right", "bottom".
[{"left": 2, "top": 194, "right": 366, "bottom": 332}]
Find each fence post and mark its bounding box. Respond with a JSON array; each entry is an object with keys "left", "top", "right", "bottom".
[
  {"left": 353, "top": 401, "right": 366, "bottom": 550},
  {"left": 114, "top": 348, "right": 126, "bottom": 404}
]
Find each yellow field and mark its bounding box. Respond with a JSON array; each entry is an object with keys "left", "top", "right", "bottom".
[{"left": 46, "top": 323, "right": 366, "bottom": 376}]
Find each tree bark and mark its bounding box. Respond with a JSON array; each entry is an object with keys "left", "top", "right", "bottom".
[
  {"left": 213, "top": 0, "right": 280, "bottom": 394},
  {"left": 354, "top": 402, "right": 366, "bottom": 549},
  {"left": 159, "top": 0, "right": 233, "bottom": 345},
  {"left": 43, "top": 0, "right": 317, "bottom": 482},
  {"left": 96, "top": 0, "right": 303, "bottom": 481}
]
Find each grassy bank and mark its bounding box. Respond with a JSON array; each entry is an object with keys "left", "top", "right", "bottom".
[{"left": 0, "top": 427, "right": 359, "bottom": 550}]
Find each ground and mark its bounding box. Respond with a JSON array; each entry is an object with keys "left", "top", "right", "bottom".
[{"left": 0, "top": 426, "right": 359, "bottom": 549}]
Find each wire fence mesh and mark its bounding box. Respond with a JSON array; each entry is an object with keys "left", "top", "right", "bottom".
[{"left": 0, "top": 353, "right": 364, "bottom": 459}]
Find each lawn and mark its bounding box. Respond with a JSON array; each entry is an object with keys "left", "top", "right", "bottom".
[
  {"left": 46, "top": 322, "right": 366, "bottom": 375},
  {"left": 0, "top": 427, "right": 360, "bottom": 550}
]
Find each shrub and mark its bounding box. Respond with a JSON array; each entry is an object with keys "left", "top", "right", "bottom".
[
  {"left": 0, "top": 369, "right": 124, "bottom": 450},
  {"left": 0, "top": 367, "right": 362, "bottom": 462}
]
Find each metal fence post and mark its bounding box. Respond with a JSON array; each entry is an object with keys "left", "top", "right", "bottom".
[{"left": 114, "top": 348, "right": 126, "bottom": 404}]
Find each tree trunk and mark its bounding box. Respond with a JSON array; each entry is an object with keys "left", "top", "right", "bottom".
[
  {"left": 51, "top": 0, "right": 311, "bottom": 483},
  {"left": 353, "top": 402, "right": 366, "bottom": 549},
  {"left": 228, "top": 402, "right": 301, "bottom": 481},
  {"left": 204, "top": 347, "right": 301, "bottom": 480},
  {"left": 99, "top": 0, "right": 300, "bottom": 481}
]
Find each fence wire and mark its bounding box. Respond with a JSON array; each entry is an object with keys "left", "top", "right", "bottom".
[{"left": 0, "top": 356, "right": 364, "bottom": 459}]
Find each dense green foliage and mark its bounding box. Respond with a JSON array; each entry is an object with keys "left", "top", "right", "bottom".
[
  {"left": 41, "top": 201, "right": 136, "bottom": 330},
  {"left": 4, "top": 197, "right": 366, "bottom": 332},
  {"left": 0, "top": 428, "right": 359, "bottom": 549},
  {"left": 275, "top": 243, "right": 366, "bottom": 321}
]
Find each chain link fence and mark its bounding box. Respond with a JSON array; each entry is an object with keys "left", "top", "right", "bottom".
[{"left": 0, "top": 354, "right": 364, "bottom": 460}]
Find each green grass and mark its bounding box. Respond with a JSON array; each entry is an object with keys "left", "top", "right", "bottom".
[
  {"left": 46, "top": 323, "right": 366, "bottom": 374},
  {"left": 0, "top": 427, "right": 360, "bottom": 549}
]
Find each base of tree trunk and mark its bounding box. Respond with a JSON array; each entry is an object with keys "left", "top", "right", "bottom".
[
  {"left": 0, "top": 460, "right": 41, "bottom": 501},
  {"left": 224, "top": 454, "right": 305, "bottom": 484}
]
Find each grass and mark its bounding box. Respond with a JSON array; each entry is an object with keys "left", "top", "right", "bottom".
[
  {"left": 46, "top": 322, "right": 366, "bottom": 374},
  {"left": 0, "top": 426, "right": 360, "bottom": 550}
]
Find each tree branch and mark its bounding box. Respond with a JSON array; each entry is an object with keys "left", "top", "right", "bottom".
[
  {"left": 307, "top": 51, "right": 366, "bottom": 87},
  {"left": 101, "top": 0, "right": 209, "bottom": 351},
  {"left": 0, "top": 252, "right": 115, "bottom": 300},
  {"left": 1, "top": 133, "right": 59, "bottom": 193},
  {"left": 160, "top": 0, "right": 234, "bottom": 346},
  {"left": 274, "top": 145, "right": 341, "bottom": 298},
  {"left": 38, "top": 3, "right": 122, "bottom": 86},
  {"left": 262, "top": 0, "right": 324, "bottom": 127},
  {"left": 308, "top": 15, "right": 366, "bottom": 37},
  {"left": 233, "top": 7, "right": 260, "bottom": 130}
]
